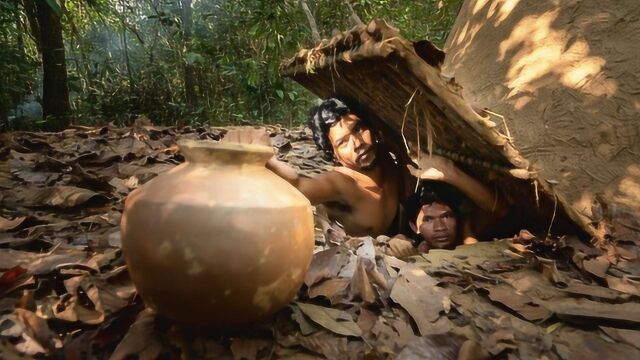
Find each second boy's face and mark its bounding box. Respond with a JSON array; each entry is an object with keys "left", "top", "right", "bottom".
[
  {"left": 416, "top": 202, "right": 458, "bottom": 249},
  {"left": 328, "top": 113, "right": 377, "bottom": 170}
]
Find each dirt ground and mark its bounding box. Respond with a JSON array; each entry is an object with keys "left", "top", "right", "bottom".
[{"left": 1, "top": 122, "right": 639, "bottom": 359}]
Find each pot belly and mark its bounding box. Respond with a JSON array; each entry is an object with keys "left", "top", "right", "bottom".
[{"left": 122, "top": 199, "right": 314, "bottom": 325}]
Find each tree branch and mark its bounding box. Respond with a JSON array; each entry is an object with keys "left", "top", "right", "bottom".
[{"left": 299, "top": 0, "right": 321, "bottom": 43}]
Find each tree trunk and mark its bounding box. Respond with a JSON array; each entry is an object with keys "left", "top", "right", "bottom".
[
  {"left": 299, "top": 0, "right": 321, "bottom": 43},
  {"left": 35, "top": 0, "right": 70, "bottom": 131},
  {"left": 343, "top": 0, "right": 363, "bottom": 26},
  {"left": 23, "top": 0, "right": 41, "bottom": 53},
  {"left": 181, "top": 0, "right": 197, "bottom": 106}
]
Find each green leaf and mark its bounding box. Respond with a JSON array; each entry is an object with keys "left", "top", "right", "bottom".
[
  {"left": 275, "top": 90, "right": 284, "bottom": 99},
  {"left": 45, "top": 0, "right": 62, "bottom": 17},
  {"left": 185, "top": 52, "right": 204, "bottom": 65}
]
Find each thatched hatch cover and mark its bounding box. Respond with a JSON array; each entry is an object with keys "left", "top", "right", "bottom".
[{"left": 279, "top": 19, "right": 584, "bottom": 237}]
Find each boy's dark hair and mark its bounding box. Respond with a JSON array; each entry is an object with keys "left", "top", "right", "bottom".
[
  {"left": 307, "top": 97, "right": 369, "bottom": 161},
  {"left": 406, "top": 181, "right": 465, "bottom": 223}
]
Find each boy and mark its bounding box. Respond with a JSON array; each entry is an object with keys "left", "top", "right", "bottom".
[{"left": 408, "top": 156, "right": 507, "bottom": 252}]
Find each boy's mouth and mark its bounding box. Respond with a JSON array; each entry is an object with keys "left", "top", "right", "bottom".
[
  {"left": 431, "top": 234, "right": 451, "bottom": 245},
  {"left": 356, "top": 148, "right": 374, "bottom": 162}
]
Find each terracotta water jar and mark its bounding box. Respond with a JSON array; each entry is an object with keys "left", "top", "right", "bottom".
[{"left": 120, "top": 140, "right": 314, "bottom": 325}]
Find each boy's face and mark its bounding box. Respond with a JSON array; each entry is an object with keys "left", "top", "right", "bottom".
[
  {"left": 328, "top": 113, "right": 377, "bottom": 170},
  {"left": 416, "top": 202, "right": 458, "bottom": 249}
]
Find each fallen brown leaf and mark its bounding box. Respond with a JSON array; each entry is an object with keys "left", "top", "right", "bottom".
[
  {"left": 303, "top": 247, "right": 350, "bottom": 287},
  {"left": 487, "top": 284, "right": 551, "bottom": 322},
  {"left": 25, "top": 186, "right": 108, "bottom": 208},
  {"left": 600, "top": 326, "right": 640, "bottom": 350},
  {"left": 109, "top": 309, "right": 163, "bottom": 360},
  {"left": 390, "top": 265, "right": 447, "bottom": 335},
  {"left": 295, "top": 302, "right": 361, "bottom": 337},
  {"left": 583, "top": 256, "right": 610, "bottom": 279},
  {"left": 546, "top": 297, "right": 640, "bottom": 326},
  {"left": 230, "top": 337, "right": 272, "bottom": 360},
  {"left": 308, "top": 278, "right": 350, "bottom": 304},
  {"left": 290, "top": 304, "right": 320, "bottom": 336},
  {"left": 0, "top": 216, "right": 26, "bottom": 231},
  {"left": 350, "top": 257, "right": 376, "bottom": 303},
  {"left": 397, "top": 333, "right": 467, "bottom": 360},
  {"left": 606, "top": 275, "right": 640, "bottom": 295}
]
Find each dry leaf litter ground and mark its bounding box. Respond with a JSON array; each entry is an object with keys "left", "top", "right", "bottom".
[{"left": 0, "top": 117, "right": 639, "bottom": 359}]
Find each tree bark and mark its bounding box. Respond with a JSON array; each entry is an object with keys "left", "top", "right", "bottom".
[
  {"left": 23, "top": 0, "right": 41, "bottom": 53},
  {"left": 343, "top": 0, "right": 363, "bottom": 26},
  {"left": 35, "top": 0, "right": 70, "bottom": 131},
  {"left": 299, "top": 0, "right": 321, "bottom": 43},
  {"left": 181, "top": 0, "right": 197, "bottom": 106}
]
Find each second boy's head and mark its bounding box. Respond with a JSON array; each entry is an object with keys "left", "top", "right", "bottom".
[{"left": 410, "top": 182, "right": 464, "bottom": 250}]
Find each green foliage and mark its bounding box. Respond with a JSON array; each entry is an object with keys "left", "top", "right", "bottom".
[{"left": 0, "top": 0, "right": 462, "bottom": 128}]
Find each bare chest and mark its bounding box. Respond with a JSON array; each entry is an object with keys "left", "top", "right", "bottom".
[{"left": 326, "top": 175, "right": 399, "bottom": 236}]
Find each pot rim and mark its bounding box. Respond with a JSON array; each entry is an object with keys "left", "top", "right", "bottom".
[{"left": 177, "top": 139, "right": 273, "bottom": 156}]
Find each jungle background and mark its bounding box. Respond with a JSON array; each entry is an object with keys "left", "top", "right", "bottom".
[{"left": 0, "top": 0, "right": 462, "bottom": 131}]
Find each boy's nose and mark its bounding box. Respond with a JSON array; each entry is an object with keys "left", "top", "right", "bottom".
[
  {"left": 434, "top": 218, "right": 447, "bottom": 230},
  {"left": 352, "top": 135, "right": 363, "bottom": 148}
]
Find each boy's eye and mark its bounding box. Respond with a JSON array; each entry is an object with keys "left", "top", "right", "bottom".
[{"left": 423, "top": 217, "right": 433, "bottom": 223}]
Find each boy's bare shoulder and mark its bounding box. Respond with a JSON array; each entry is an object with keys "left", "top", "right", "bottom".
[{"left": 326, "top": 167, "right": 358, "bottom": 187}]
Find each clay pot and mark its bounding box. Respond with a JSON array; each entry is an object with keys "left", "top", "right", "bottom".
[{"left": 120, "top": 140, "right": 314, "bottom": 325}]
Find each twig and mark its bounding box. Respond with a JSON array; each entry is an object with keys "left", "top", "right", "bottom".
[
  {"left": 484, "top": 109, "right": 512, "bottom": 141},
  {"left": 400, "top": 89, "right": 418, "bottom": 156},
  {"left": 533, "top": 179, "right": 540, "bottom": 207},
  {"left": 546, "top": 191, "right": 558, "bottom": 239},
  {"left": 581, "top": 167, "right": 609, "bottom": 184}
]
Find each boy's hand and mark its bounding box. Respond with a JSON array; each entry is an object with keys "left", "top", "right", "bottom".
[
  {"left": 221, "top": 127, "right": 272, "bottom": 147},
  {"left": 408, "top": 155, "right": 456, "bottom": 181}
]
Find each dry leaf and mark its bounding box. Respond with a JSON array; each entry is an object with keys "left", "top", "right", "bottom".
[
  {"left": 583, "top": 256, "right": 610, "bottom": 279},
  {"left": 553, "top": 326, "right": 640, "bottom": 359},
  {"left": 308, "top": 278, "right": 350, "bottom": 304},
  {"left": 304, "top": 247, "right": 350, "bottom": 287},
  {"left": 606, "top": 275, "right": 640, "bottom": 295},
  {"left": 561, "top": 280, "right": 625, "bottom": 300},
  {"left": 390, "top": 265, "right": 446, "bottom": 335},
  {"left": 397, "top": 333, "right": 467, "bottom": 360},
  {"left": 487, "top": 284, "right": 551, "bottom": 322},
  {"left": 290, "top": 304, "right": 320, "bottom": 336},
  {"left": 296, "top": 331, "right": 348, "bottom": 359},
  {"left": 356, "top": 308, "right": 377, "bottom": 336},
  {"left": 109, "top": 309, "right": 162, "bottom": 360},
  {"left": 295, "top": 302, "right": 362, "bottom": 337},
  {"left": 15, "top": 309, "right": 62, "bottom": 352},
  {"left": 26, "top": 186, "right": 108, "bottom": 208},
  {"left": 600, "top": 326, "right": 640, "bottom": 350},
  {"left": 0, "top": 216, "right": 26, "bottom": 231},
  {"left": 546, "top": 297, "right": 640, "bottom": 326},
  {"left": 230, "top": 338, "right": 271, "bottom": 360},
  {"left": 350, "top": 257, "right": 376, "bottom": 303}
]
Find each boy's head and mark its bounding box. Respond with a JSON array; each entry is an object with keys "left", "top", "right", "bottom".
[
  {"left": 409, "top": 182, "right": 464, "bottom": 250},
  {"left": 308, "top": 98, "right": 378, "bottom": 169}
]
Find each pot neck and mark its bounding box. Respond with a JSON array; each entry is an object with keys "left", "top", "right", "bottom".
[{"left": 178, "top": 140, "right": 273, "bottom": 167}]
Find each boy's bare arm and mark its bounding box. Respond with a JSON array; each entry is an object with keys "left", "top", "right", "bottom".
[
  {"left": 267, "top": 157, "right": 342, "bottom": 205},
  {"left": 222, "top": 127, "right": 344, "bottom": 205},
  {"left": 411, "top": 155, "right": 508, "bottom": 218}
]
